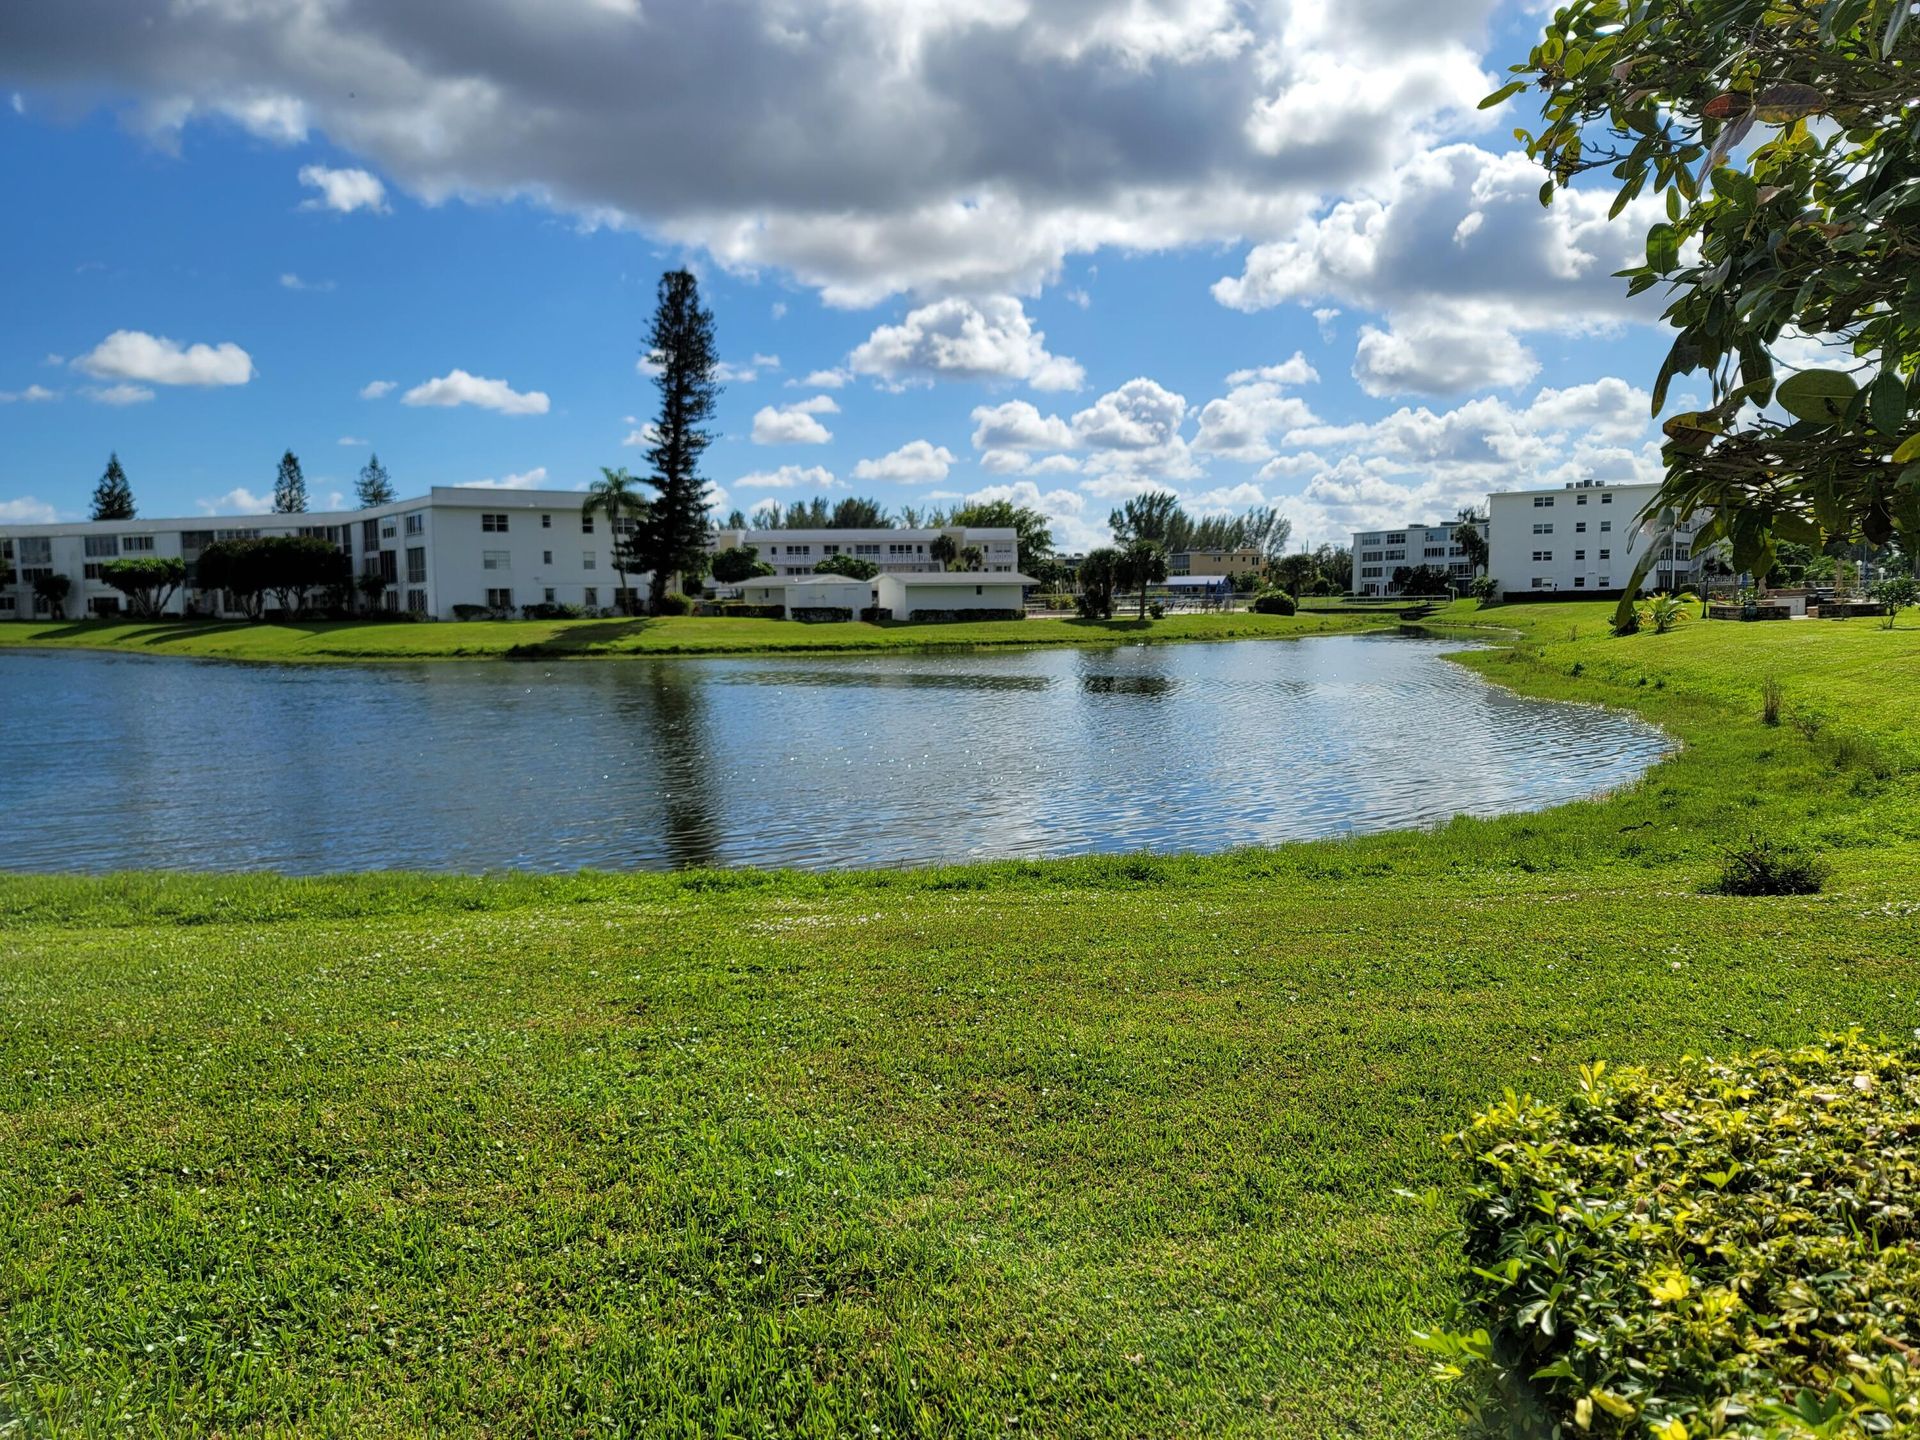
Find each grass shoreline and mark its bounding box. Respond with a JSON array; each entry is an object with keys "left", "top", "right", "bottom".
[
  {"left": 0, "top": 608, "right": 1403, "bottom": 665},
  {"left": 5, "top": 602, "right": 1919, "bottom": 1436}
]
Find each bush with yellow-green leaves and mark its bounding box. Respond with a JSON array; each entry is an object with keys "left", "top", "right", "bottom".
[{"left": 1423, "top": 1033, "right": 1920, "bottom": 1438}]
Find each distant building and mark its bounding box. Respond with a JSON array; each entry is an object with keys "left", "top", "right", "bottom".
[
  {"left": 1350, "top": 517, "right": 1485, "bottom": 597},
  {"left": 1167, "top": 546, "right": 1261, "bottom": 577},
  {"left": 1485, "top": 479, "right": 1707, "bottom": 598},
  {"left": 1, "top": 486, "right": 650, "bottom": 621},
  {"left": 708, "top": 525, "right": 1018, "bottom": 578}
]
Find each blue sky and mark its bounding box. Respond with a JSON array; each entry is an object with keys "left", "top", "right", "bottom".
[{"left": 0, "top": 0, "right": 1680, "bottom": 551}]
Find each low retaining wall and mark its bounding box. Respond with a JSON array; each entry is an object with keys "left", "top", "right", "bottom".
[
  {"left": 1811, "top": 601, "right": 1887, "bottom": 619},
  {"left": 1707, "top": 603, "right": 1792, "bottom": 621}
]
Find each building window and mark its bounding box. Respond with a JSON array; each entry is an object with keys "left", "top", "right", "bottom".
[
  {"left": 379, "top": 550, "right": 398, "bottom": 584},
  {"left": 975, "top": 585, "right": 983, "bottom": 595},
  {"left": 1533, "top": 523, "right": 1552, "bottom": 535},
  {"left": 121, "top": 535, "right": 155, "bottom": 553},
  {"left": 1424, "top": 546, "right": 1446, "bottom": 557},
  {"left": 854, "top": 544, "right": 881, "bottom": 557},
  {"left": 406, "top": 588, "right": 427, "bottom": 613},
  {"left": 83, "top": 563, "right": 104, "bottom": 581},
  {"left": 1532, "top": 550, "right": 1553, "bottom": 562},
  {"left": 1574, "top": 576, "right": 1587, "bottom": 587},
  {"left": 1386, "top": 532, "right": 1406, "bottom": 544},
  {"left": 89, "top": 596, "right": 121, "bottom": 616},
  {"left": 581, "top": 516, "right": 594, "bottom": 533},
  {"left": 17, "top": 538, "right": 51, "bottom": 566},
  {"left": 582, "top": 551, "right": 596, "bottom": 570},
  {"left": 1534, "top": 495, "right": 1555, "bottom": 508},
  {"left": 1601, "top": 493, "right": 1613, "bottom": 504},
  {"left": 0, "top": 596, "right": 13, "bottom": 612},
  {"left": 362, "top": 518, "right": 379, "bottom": 548},
  {"left": 381, "top": 520, "right": 397, "bottom": 539},
  {"left": 544, "top": 587, "right": 556, "bottom": 602},
  {"left": 482, "top": 513, "right": 510, "bottom": 532},
  {"left": 786, "top": 544, "right": 811, "bottom": 556},
  {"left": 84, "top": 536, "right": 119, "bottom": 558},
  {"left": 1601, "top": 521, "right": 1613, "bottom": 532},
  {"left": 1532, "top": 577, "right": 1547, "bottom": 588},
  {"left": 404, "top": 512, "right": 424, "bottom": 535},
  {"left": 1575, "top": 549, "right": 1586, "bottom": 561},
  {"left": 483, "top": 550, "right": 511, "bottom": 570},
  {"left": 1577, "top": 494, "right": 1589, "bottom": 505},
  {"left": 583, "top": 586, "right": 598, "bottom": 607},
  {"left": 485, "top": 588, "right": 513, "bottom": 608},
  {"left": 1575, "top": 522, "right": 1587, "bottom": 533},
  {"left": 1599, "top": 548, "right": 1611, "bottom": 559},
  {"left": 406, "top": 547, "right": 426, "bottom": 584},
  {"left": 542, "top": 550, "right": 553, "bottom": 565},
  {"left": 541, "top": 513, "right": 552, "bottom": 529}
]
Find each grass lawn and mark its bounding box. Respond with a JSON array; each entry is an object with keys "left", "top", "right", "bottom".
[
  {"left": 0, "top": 608, "right": 1394, "bottom": 664},
  {"left": 4, "top": 602, "right": 1920, "bottom": 1435}
]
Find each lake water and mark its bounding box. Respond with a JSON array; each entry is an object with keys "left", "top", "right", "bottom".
[{"left": 0, "top": 635, "right": 1670, "bottom": 874}]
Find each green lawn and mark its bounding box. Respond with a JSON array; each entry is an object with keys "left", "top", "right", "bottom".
[
  {"left": 4, "top": 603, "right": 1919, "bottom": 1436},
  {"left": 0, "top": 608, "right": 1393, "bottom": 663}
]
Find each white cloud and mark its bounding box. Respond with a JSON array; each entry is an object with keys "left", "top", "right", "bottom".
[
  {"left": 337, "top": 435, "right": 369, "bottom": 446},
  {"left": 197, "top": 487, "right": 271, "bottom": 515},
  {"left": 623, "top": 422, "right": 660, "bottom": 447},
  {"left": 850, "top": 297, "right": 1083, "bottom": 390},
  {"left": 1071, "top": 377, "right": 1187, "bottom": 450},
  {"left": 298, "top": 164, "right": 389, "bottom": 215},
  {"left": 715, "top": 354, "right": 780, "bottom": 383},
  {"left": 790, "top": 368, "right": 850, "bottom": 389},
  {"left": 0, "top": 496, "right": 59, "bottom": 523},
  {"left": 1194, "top": 354, "right": 1321, "bottom": 461},
  {"left": 85, "top": 384, "right": 156, "bottom": 406},
  {"left": 360, "top": 379, "right": 396, "bottom": 399},
  {"left": 9, "top": 93, "right": 23, "bottom": 116},
  {"left": 751, "top": 395, "right": 838, "bottom": 445},
  {"left": 74, "top": 330, "right": 254, "bottom": 387},
  {"left": 1312, "top": 307, "right": 1341, "bottom": 338},
  {"left": 279, "top": 272, "right": 335, "bottom": 292},
  {"left": 971, "top": 401, "right": 1076, "bottom": 453},
  {"left": 1215, "top": 143, "right": 1662, "bottom": 397},
  {"left": 980, "top": 449, "right": 1082, "bottom": 476},
  {"left": 852, "top": 439, "right": 955, "bottom": 484},
  {"left": 735, "top": 464, "right": 840, "bottom": 490},
  {"left": 402, "top": 369, "right": 549, "bottom": 415},
  {"left": 0, "top": 384, "right": 58, "bottom": 403},
  {"left": 771, "top": 301, "right": 789, "bottom": 320},
  {"left": 966, "top": 479, "right": 1103, "bottom": 550},
  {"left": 470, "top": 467, "right": 553, "bottom": 490}
]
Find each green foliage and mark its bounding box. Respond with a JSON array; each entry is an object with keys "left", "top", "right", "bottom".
[
  {"left": 943, "top": 498, "right": 1058, "bottom": 574},
  {"left": 1870, "top": 571, "right": 1917, "bottom": 627},
  {"left": 709, "top": 545, "right": 774, "bottom": 584},
  {"left": 30, "top": 570, "right": 71, "bottom": 618},
  {"left": 652, "top": 591, "right": 695, "bottom": 616},
  {"left": 929, "top": 533, "right": 959, "bottom": 570},
  {"left": 582, "top": 468, "right": 650, "bottom": 613},
  {"left": 1471, "top": 574, "right": 1501, "bottom": 605},
  {"left": 1392, "top": 563, "right": 1454, "bottom": 595},
  {"left": 1075, "top": 546, "right": 1119, "bottom": 618},
  {"left": 635, "top": 269, "right": 721, "bottom": 612},
  {"left": 1113, "top": 537, "right": 1169, "bottom": 620},
  {"left": 195, "top": 538, "right": 271, "bottom": 619},
  {"left": 1252, "top": 588, "right": 1297, "bottom": 616},
  {"left": 1436, "top": 1034, "right": 1920, "bottom": 1437},
  {"left": 1452, "top": 516, "right": 1490, "bottom": 572},
  {"left": 813, "top": 554, "right": 879, "bottom": 581},
  {"left": 1497, "top": 0, "right": 1920, "bottom": 577},
  {"left": 98, "top": 556, "right": 186, "bottom": 618},
  {"left": 1710, "top": 835, "right": 1831, "bottom": 895},
  {"left": 256, "top": 535, "right": 349, "bottom": 617},
  {"left": 1640, "top": 591, "right": 1692, "bottom": 633},
  {"left": 89, "top": 452, "right": 135, "bottom": 521},
  {"left": 273, "top": 450, "right": 307, "bottom": 514},
  {"left": 1108, "top": 489, "right": 1292, "bottom": 558},
  {"left": 356, "top": 453, "right": 394, "bottom": 508}
]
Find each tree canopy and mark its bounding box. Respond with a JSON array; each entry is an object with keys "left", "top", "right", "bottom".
[
  {"left": 710, "top": 545, "right": 774, "bottom": 584},
  {"left": 90, "top": 453, "right": 135, "bottom": 521},
  {"left": 356, "top": 453, "right": 394, "bottom": 508},
  {"left": 814, "top": 554, "right": 880, "bottom": 581},
  {"left": 1496, "top": 0, "right": 1920, "bottom": 589},
  {"left": 1108, "top": 490, "right": 1292, "bottom": 558},
  {"left": 273, "top": 451, "right": 307, "bottom": 514},
  {"left": 636, "top": 270, "right": 720, "bottom": 612},
  {"left": 99, "top": 556, "right": 185, "bottom": 617}
]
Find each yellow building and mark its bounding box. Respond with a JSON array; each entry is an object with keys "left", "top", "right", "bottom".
[{"left": 1167, "top": 547, "right": 1262, "bottom": 577}]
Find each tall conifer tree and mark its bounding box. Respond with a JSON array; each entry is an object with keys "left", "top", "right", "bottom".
[
  {"left": 637, "top": 270, "right": 720, "bottom": 612},
  {"left": 356, "top": 452, "right": 394, "bottom": 507},
  {"left": 273, "top": 451, "right": 308, "bottom": 513},
  {"left": 90, "top": 453, "right": 136, "bottom": 520}
]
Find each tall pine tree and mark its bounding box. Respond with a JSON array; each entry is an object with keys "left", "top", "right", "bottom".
[
  {"left": 637, "top": 270, "right": 720, "bottom": 611},
  {"left": 273, "top": 451, "right": 308, "bottom": 514},
  {"left": 90, "top": 453, "right": 136, "bottom": 520},
  {"left": 356, "top": 453, "right": 394, "bottom": 507}
]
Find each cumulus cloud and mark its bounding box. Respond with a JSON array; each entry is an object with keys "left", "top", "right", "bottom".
[
  {"left": 790, "top": 368, "right": 850, "bottom": 389},
  {"left": 971, "top": 401, "right": 1076, "bottom": 453},
  {"left": 751, "top": 395, "right": 838, "bottom": 445},
  {"left": 470, "top": 467, "right": 553, "bottom": 489},
  {"left": 0, "top": 496, "right": 59, "bottom": 523},
  {"left": 402, "top": 369, "right": 550, "bottom": 415},
  {"left": 360, "top": 379, "right": 396, "bottom": 399},
  {"left": 1193, "top": 353, "right": 1321, "bottom": 461},
  {"left": 298, "top": 164, "right": 389, "bottom": 215},
  {"left": 852, "top": 439, "right": 955, "bottom": 484},
  {"left": 84, "top": 383, "right": 156, "bottom": 406},
  {"left": 715, "top": 354, "right": 780, "bottom": 383},
  {"left": 196, "top": 487, "right": 271, "bottom": 514},
  {"left": 850, "top": 297, "right": 1084, "bottom": 390},
  {"left": 74, "top": 329, "right": 254, "bottom": 387},
  {"left": 279, "top": 272, "right": 335, "bottom": 292},
  {"left": 0, "top": 384, "right": 58, "bottom": 403},
  {"left": 337, "top": 434, "right": 369, "bottom": 446},
  {"left": 622, "top": 421, "right": 660, "bottom": 447},
  {"left": 735, "top": 464, "right": 840, "bottom": 490},
  {"left": 1215, "top": 144, "right": 1663, "bottom": 396}
]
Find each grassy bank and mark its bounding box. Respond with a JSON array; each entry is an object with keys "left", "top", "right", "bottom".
[
  {"left": 0, "top": 609, "right": 1394, "bottom": 664},
  {"left": 4, "top": 603, "right": 1919, "bottom": 1436}
]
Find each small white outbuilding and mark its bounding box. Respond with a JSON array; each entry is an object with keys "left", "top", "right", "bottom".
[
  {"left": 874, "top": 571, "right": 1035, "bottom": 620},
  {"left": 737, "top": 574, "right": 872, "bottom": 618}
]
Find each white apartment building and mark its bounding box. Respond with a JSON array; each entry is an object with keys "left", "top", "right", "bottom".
[
  {"left": 1351, "top": 517, "right": 1487, "bottom": 597},
  {"left": 0, "top": 486, "right": 651, "bottom": 621},
  {"left": 708, "top": 525, "right": 1020, "bottom": 577},
  {"left": 1485, "top": 479, "right": 1706, "bottom": 598}
]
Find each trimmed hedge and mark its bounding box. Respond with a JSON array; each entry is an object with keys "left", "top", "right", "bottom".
[
  {"left": 716, "top": 603, "right": 785, "bottom": 620},
  {"left": 1252, "top": 590, "right": 1296, "bottom": 616},
  {"left": 790, "top": 606, "right": 854, "bottom": 623},
  {"left": 1425, "top": 1032, "right": 1920, "bottom": 1438},
  {"left": 906, "top": 608, "right": 1023, "bottom": 623},
  {"left": 859, "top": 606, "right": 894, "bottom": 623}
]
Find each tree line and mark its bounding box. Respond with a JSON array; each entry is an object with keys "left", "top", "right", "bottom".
[{"left": 76, "top": 450, "right": 399, "bottom": 523}]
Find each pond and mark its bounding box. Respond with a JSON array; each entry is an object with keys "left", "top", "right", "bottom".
[{"left": 0, "top": 635, "right": 1670, "bottom": 874}]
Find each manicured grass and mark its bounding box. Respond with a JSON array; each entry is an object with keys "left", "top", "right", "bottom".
[
  {"left": 0, "top": 609, "right": 1393, "bottom": 663},
  {"left": 4, "top": 602, "right": 1919, "bottom": 1435}
]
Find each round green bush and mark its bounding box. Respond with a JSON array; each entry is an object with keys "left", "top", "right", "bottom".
[{"left": 1252, "top": 590, "right": 1296, "bottom": 616}]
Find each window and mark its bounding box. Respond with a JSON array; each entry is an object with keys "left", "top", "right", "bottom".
[
  {"left": 854, "top": 544, "right": 881, "bottom": 557},
  {"left": 1600, "top": 520, "right": 1613, "bottom": 532},
  {"left": 381, "top": 519, "right": 397, "bottom": 539},
  {"left": 404, "top": 512, "right": 424, "bottom": 535},
  {"left": 486, "top": 588, "right": 513, "bottom": 609},
  {"left": 1361, "top": 549, "right": 1383, "bottom": 562},
  {"left": 121, "top": 535, "right": 154, "bottom": 553},
  {"left": 1599, "top": 548, "right": 1612, "bottom": 560},
  {"left": 541, "top": 513, "right": 552, "bottom": 529},
  {"left": 824, "top": 543, "right": 841, "bottom": 555},
  {"left": 0, "top": 596, "right": 13, "bottom": 612},
  {"left": 89, "top": 596, "right": 121, "bottom": 616},
  {"left": 581, "top": 516, "right": 595, "bottom": 533},
  {"left": 1532, "top": 550, "right": 1553, "bottom": 562},
  {"left": 1385, "top": 549, "right": 1405, "bottom": 561},
  {"left": 1533, "top": 522, "right": 1553, "bottom": 534},
  {"left": 1602, "top": 493, "right": 1614, "bottom": 504},
  {"left": 1575, "top": 521, "right": 1587, "bottom": 533},
  {"left": 1577, "top": 494, "right": 1589, "bottom": 505},
  {"left": 1574, "top": 576, "right": 1587, "bottom": 588},
  {"left": 1674, "top": 545, "right": 1692, "bottom": 560},
  {"left": 482, "top": 513, "right": 510, "bottom": 532},
  {"left": 406, "top": 588, "right": 427, "bottom": 613},
  {"left": 1386, "top": 532, "right": 1406, "bottom": 544},
  {"left": 84, "top": 563, "right": 104, "bottom": 581},
  {"left": 975, "top": 585, "right": 983, "bottom": 595},
  {"left": 16, "top": 538, "right": 51, "bottom": 566},
  {"left": 544, "top": 587, "right": 556, "bottom": 602},
  {"left": 483, "top": 550, "right": 511, "bottom": 570},
  {"left": 20, "top": 567, "right": 53, "bottom": 584},
  {"left": 583, "top": 586, "right": 598, "bottom": 607},
  {"left": 543, "top": 550, "right": 553, "bottom": 565},
  {"left": 379, "top": 551, "right": 398, "bottom": 584},
  {"left": 1534, "top": 495, "right": 1555, "bottom": 507},
  {"left": 1575, "top": 549, "right": 1586, "bottom": 561},
  {"left": 1599, "top": 576, "right": 1611, "bottom": 586},
  {"left": 786, "top": 544, "right": 812, "bottom": 556},
  {"left": 1424, "top": 546, "right": 1446, "bottom": 558},
  {"left": 582, "top": 551, "right": 596, "bottom": 570},
  {"left": 406, "top": 547, "right": 426, "bottom": 584},
  {"left": 1359, "top": 566, "right": 1383, "bottom": 578},
  {"left": 1532, "top": 577, "right": 1547, "bottom": 588},
  {"left": 84, "top": 536, "right": 119, "bottom": 558}
]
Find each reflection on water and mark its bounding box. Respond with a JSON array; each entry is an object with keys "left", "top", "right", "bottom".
[{"left": 0, "top": 635, "right": 1672, "bottom": 874}]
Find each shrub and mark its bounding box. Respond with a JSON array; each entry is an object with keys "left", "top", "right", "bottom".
[
  {"left": 1427, "top": 1033, "right": 1920, "bottom": 1438},
  {"left": 451, "top": 604, "right": 500, "bottom": 621},
  {"left": 653, "top": 593, "right": 695, "bottom": 617},
  {"left": 789, "top": 606, "right": 853, "bottom": 623},
  {"left": 906, "top": 608, "right": 1023, "bottom": 623},
  {"left": 1761, "top": 674, "right": 1783, "bottom": 726},
  {"left": 519, "top": 603, "right": 585, "bottom": 621},
  {"left": 1638, "top": 591, "right": 1690, "bottom": 634},
  {"left": 1469, "top": 574, "right": 1499, "bottom": 605},
  {"left": 1707, "top": 835, "right": 1829, "bottom": 896},
  {"left": 1251, "top": 589, "right": 1296, "bottom": 616},
  {"left": 1147, "top": 600, "right": 1166, "bottom": 619},
  {"left": 716, "top": 603, "right": 784, "bottom": 620},
  {"left": 858, "top": 606, "right": 893, "bottom": 623}
]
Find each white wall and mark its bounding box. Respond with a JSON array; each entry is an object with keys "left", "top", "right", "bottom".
[
  {"left": 1486, "top": 482, "right": 1703, "bottom": 597},
  {"left": 878, "top": 576, "right": 1026, "bottom": 617}
]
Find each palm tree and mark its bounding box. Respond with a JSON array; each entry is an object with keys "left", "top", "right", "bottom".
[
  {"left": 929, "top": 533, "right": 959, "bottom": 571},
  {"left": 582, "top": 468, "right": 649, "bottom": 614},
  {"left": 1114, "top": 538, "right": 1168, "bottom": 621}
]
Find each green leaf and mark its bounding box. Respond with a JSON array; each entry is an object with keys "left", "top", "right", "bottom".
[
  {"left": 1885, "top": 0, "right": 1910, "bottom": 58},
  {"left": 1646, "top": 222, "right": 1680, "bottom": 271},
  {"left": 1870, "top": 370, "right": 1908, "bottom": 436},
  {"left": 1775, "top": 368, "right": 1859, "bottom": 422},
  {"left": 1479, "top": 79, "right": 1528, "bottom": 110},
  {"left": 1892, "top": 434, "right": 1920, "bottom": 464}
]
